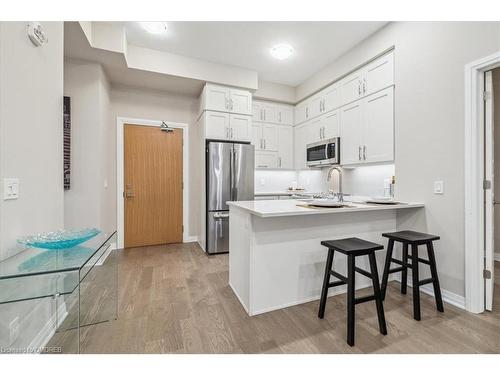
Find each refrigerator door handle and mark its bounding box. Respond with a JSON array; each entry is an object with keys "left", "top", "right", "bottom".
[{"left": 231, "top": 146, "right": 237, "bottom": 201}]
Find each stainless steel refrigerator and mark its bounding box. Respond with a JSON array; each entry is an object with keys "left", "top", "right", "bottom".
[{"left": 206, "top": 141, "right": 254, "bottom": 254}]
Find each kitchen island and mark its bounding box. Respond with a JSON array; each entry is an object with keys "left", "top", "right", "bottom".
[{"left": 227, "top": 199, "right": 424, "bottom": 316}]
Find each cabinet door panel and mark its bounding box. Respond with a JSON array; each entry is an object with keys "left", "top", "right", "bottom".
[
  {"left": 309, "top": 118, "right": 323, "bottom": 143},
  {"left": 206, "top": 85, "right": 229, "bottom": 112},
  {"left": 323, "top": 83, "right": 340, "bottom": 113},
  {"left": 262, "top": 124, "right": 278, "bottom": 151},
  {"left": 363, "top": 87, "right": 394, "bottom": 163},
  {"left": 295, "top": 101, "right": 308, "bottom": 125},
  {"left": 323, "top": 110, "right": 340, "bottom": 139},
  {"left": 340, "top": 102, "right": 363, "bottom": 165},
  {"left": 230, "top": 114, "right": 252, "bottom": 142},
  {"left": 340, "top": 71, "right": 363, "bottom": 106},
  {"left": 205, "top": 111, "right": 230, "bottom": 140},
  {"left": 294, "top": 123, "right": 311, "bottom": 169},
  {"left": 309, "top": 95, "right": 323, "bottom": 119},
  {"left": 262, "top": 103, "right": 278, "bottom": 124},
  {"left": 230, "top": 89, "right": 252, "bottom": 115},
  {"left": 255, "top": 152, "right": 278, "bottom": 169},
  {"left": 277, "top": 125, "right": 293, "bottom": 169},
  {"left": 252, "top": 123, "right": 263, "bottom": 150},
  {"left": 252, "top": 103, "right": 263, "bottom": 121},
  {"left": 277, "top": 106, "right": 293, "bottom": 125},
  {"left": 364, "top": 52, "right": 394, "bottom": 96}
]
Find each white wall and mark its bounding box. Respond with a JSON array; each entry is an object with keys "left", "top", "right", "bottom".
[
  {"left": 64, "top": 60, "right": 113, "bottom": 233},
  {"left": 110, "top": 85, "right": 200, "bottom": 238},
  {"left": 0, "top": 21, "right": 64, "bottom": 349},
  {"left": 298, "top": 22, "right": 500, "bottom": 297}
]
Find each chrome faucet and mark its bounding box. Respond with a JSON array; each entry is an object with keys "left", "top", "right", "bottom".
[{"left": 327, "top": 166, "right": 343, "bottom": 202}]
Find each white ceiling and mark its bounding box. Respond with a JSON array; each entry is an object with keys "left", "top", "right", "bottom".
[{"left": 124, "top": 22, "right": 388, "bottom": 87}]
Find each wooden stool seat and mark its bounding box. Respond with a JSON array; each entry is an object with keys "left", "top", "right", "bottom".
[
  {"left": 318, "top": 237, "right": 387, "bottom": 346},
  {"left": 380, "top": 230, "right": 444, "bottom": 321}
]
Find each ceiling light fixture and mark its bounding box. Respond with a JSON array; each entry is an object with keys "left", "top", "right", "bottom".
[
  {"left": 270, "top": 44, "right": 294, "bottom": 60},
  {"left": 138, "top": 22, "right": 168, "bottom": 35}
]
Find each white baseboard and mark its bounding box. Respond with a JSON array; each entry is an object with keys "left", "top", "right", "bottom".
[
  {"left": 184, "top": 236, "right": 198, "bottom": 243},
  {"left": 396, "top": 278, "right": 465, "bottom": 310},
  {"left": 29, "top": 301, "right": 68, "bottom": 353},
  {"left": 494, "top": 252, "right": 500, "bottom": 262},
  {"left": 228, "top": 282, "right": 249, "bottom": 314}
]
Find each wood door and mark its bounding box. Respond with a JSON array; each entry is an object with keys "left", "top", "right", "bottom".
[{"left": 124, "top": 124, "right": 183, "bottom": 248}]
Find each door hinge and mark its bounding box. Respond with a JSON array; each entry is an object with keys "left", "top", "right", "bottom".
[
  {"left": 483, "top": 269, "right": 492, "bottom": 279},
  {"left": 483, "top": 91, "right": 491, "bottom": 101},
  {"left": 483, "top": 180, "right": 492, "bottom": 190}
]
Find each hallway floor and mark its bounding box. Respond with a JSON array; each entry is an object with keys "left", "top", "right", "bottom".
[{"left": 51, "top": 243, "right": 500, "bottom": 353}]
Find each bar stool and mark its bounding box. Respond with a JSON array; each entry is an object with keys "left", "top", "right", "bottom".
[
  {"left": 380, "top": 230, "right": 444, "bottom": 321},
  {"left": 318, "top": 237, "right": 387, "bottom": 346}
]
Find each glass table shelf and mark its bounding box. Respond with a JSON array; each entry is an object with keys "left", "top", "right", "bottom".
[{"left": 0, "top": 231, "right": 117, "bottom": 353}]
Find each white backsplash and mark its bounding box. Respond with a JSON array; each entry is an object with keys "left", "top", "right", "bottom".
[{"left": 255, "top": 164, "right": 395, "bottom": 197}]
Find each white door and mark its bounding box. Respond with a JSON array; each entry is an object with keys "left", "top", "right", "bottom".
[
  {"left": 277, "top": 106, "right": 293, "bottom": 125},
  {"left": 205, "top": 111, "right": 230, "bottom": 140},
  {"left": 363, "top": 51, "right": 394, "bottom": 96},
  {"left": 340, "top": 71, "right": 363, "bottom": 106},
  {"left": 229, "top": 88, "right": 252, "bottom": 115},
  {"left": 262, "top": 124, "right": 278, "bottom": 151},
  {"left": 323, "top": 83, "right": 341, "bottom": 113},
  {"left": 294, "top": 123, "right": 310, "bottom": 169},
  {"left": 255, "top": 152, "right": 278, "bottom": 169},
  {"left": 252, "top": 123, "right": 263, "bottom": 150},
  {"left": 277, "top": 125, "right": 293, "bottom": 169},
  {"left": 229, "top": 114, "right": 251, "bottom": 142},
  {"left": 485, "top": 70, "right": 495, "bottom": 311},
  {"left": 323, "top": 110, "right": 340, "bottom": 139},
  {"left": 205, "top": 85, "right": 229, "bottom": 112},
  {"left": 309, "top": 94, "right": 323, "bottom": 119},
  {"left": 340, "top": 101, "right": 363, "bottom": 165},
  {"left": 252, "top": 102, "right": 263, "bottom": 121},
  {"left": 362, "top": 87, "right": 394, "bottom": 163}
]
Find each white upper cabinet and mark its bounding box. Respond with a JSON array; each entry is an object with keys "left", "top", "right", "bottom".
[
  {"left": 362, "top": 87, "right": 394, "bottom": 163},
  {"left": 340, "top": 70, "right": 364, "bottom": 107},
  {"left": 201, "top": 84, "right": 252, "bottom": 115},
  {"left": 252, "top": 102, "right": 263, "bottom": 120},
  {"left": 261, "top": 103, "right": 278, "bottom": 124},
  {"left": 277, "top": 125, "right": 294, "bottom": 169},
  {"left": 252, "top": 123, "right": 278, "bottom": 151},
  {"left": 322, "top": 83, "right": 341, "bottom": 113},
  {"left": 205, "top": 111, "right": 231, "bottom": 140},
  {"left": 255, "top": 152, "right": 278, "bottom": 169},
  {"left": 294, "top": 122, "right": 310, "bottom": 170},
  {"left": 340, "top": 86, "right": 394, "bottom": 166},
  {"left": 295, "top": 101, "right": 309, "bottom": 125},
  {"left": 322, "top": 110, "right": 340, "bottom": 139},
  {"left": 309, "top": 94, "right": 323, "bottom": 120},
  {"left": 362, "top": 51, "right": 394, "bottom": 97},
  {"left": 276, "top": 105, "right": 293, "bottom": 125},
  {"left": 203, "top": 111, "right": 251, "bottom": 142},
  {"left": 253, "top": 100, "right": 294, "bottom": 125},
  {"left": 230, "top": 114, "right": 252, "bottom": 142}
]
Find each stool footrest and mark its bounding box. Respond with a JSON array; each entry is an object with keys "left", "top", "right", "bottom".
[
  {"left": 417, "top": 277, "right": 435, "bottom": 287},
  {"left": 407, "top": 255, "right": 431, "bottom": 265},
  {"left": 354, "top": 267, "right": 372, "bottom": 279},
  {"left": 328, "top": 280, "right": 346, "bottom": 288},
  {"left": 329, "top": 270, "right": 348, "bottom": 283},
  {"left": 388, "top": 266, "right": 404, "bottom": 274},
  {"left": 354, "top": 295, "right": 377, "bottom": 305}
]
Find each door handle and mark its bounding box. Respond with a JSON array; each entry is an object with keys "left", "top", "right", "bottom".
[
  {"left": 363, "top": 79, "right": 367, "bottom": 94},
  {"left": 125, "top": 184, "right": 135, "bottom": 198},
  {"left": 363, "top": 145, "right": 366, "bottom": 160},
  {"left": 358, "top": 81, "right": 362, "bottom": 95}
]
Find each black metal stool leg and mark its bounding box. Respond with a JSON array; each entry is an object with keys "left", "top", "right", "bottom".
[
  {"left": 346, "top": 254, "right": 356, "bottom": 346},
  {"left": 318, "top": 248, "right": 335, "bottom": 319},
  {"left": 368, "top": 253, "right": 387, "bottom": 335},
  {"left": 411, "top": 244, "right": 421, "bottom": 321},
  {"left": 401, "top": 243, "right": 408, "bottom": 295},
  {"left": 426, "top": 241, "right": 444, "bottom": 312},
  {"left": 380, "top": 239, "right": 394, "bottom": 301}
]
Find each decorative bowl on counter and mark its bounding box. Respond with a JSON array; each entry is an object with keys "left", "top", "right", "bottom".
[{"left": 17, "top": 228, "right": 101, "bottom": 250}]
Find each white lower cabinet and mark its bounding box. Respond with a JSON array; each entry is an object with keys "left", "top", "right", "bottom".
[
  {"left": 203, "top": 111, "right": 252, "bottom": 142},
  {"left": 340, "top": 86, "right": 394, "bottom": 166}
]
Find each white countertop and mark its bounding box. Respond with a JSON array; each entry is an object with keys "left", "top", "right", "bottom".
[
  {"left": 254, "top": 191, "right": 319, "bottom": 196},
  {"left": 227, "top": 199, "right": 424, "bottom": 218}
]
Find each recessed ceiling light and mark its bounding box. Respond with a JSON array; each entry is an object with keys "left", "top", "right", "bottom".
[
  {"left": 270, "top": 44, "right": 294, "bottom": 60},
  {"left": 138, "top": 22, "right": 168, "bottom": 35}
]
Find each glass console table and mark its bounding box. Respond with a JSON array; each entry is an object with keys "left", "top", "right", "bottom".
[{"left": 0, "top": 231, "right": 117, "bottom": 353}]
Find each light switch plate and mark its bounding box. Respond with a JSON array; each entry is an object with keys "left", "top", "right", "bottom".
[
  {"left": 434, "top": 180, "right": 444, "bottom": 194},
  {"left": 3, "top": 178, "right": 19, "bottom": 200}
]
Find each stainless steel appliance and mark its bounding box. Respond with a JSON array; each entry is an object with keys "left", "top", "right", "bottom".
[
  {"left": 206, "top": 141, "right": 254, "bottom": 254},
  {"left": 306, "top": 137, "right": 340, "bottom": 167}
]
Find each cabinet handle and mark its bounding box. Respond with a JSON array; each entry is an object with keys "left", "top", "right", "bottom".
[
  {"left": 278, "top": 157, "right": 282, "bottom": 168},
  {"left": 363, "top": 79, "right": 367, "bottom": 94},
  {"left": 363, "top": 145, "right": 366, "bottom": 160},
  {"left": 358, "top": 81, "right": 362, "bottom": 95},
  {"left": 358, "top": 146, "right": 362, "bottom": 160},
  {"left": 260, "top": 139, "right": 263, "bottom": 149},
  {"left": 279, "top": 112, "right": 282, "bottom": 123},
  {"left": 264, "top": 139, "right": 266, "bottom": 150},
  {"left": 263, "top": 109, "right": 266, "bottom": 121},
  {"left": 229, "top": 98, "right": 234, "bottom": 111},
  {"left": 258, "top": 165, "right": 268, "bottom": 168},
  {"left": 230, "top": 128, "right": 233, "bottom": 139},
  {"left": 306, "top": 107, "right": 309, "bottom": 119},
  {"left": 226, "top": 98, "right": 229, "bottom": 110}
]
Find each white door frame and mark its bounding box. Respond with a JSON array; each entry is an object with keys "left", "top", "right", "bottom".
[
  {"left": 116, "top": 117, "right": 189, "bottom": 249},
  {"left": 464, "top": 51, "right": 500, "bottom": 313}
]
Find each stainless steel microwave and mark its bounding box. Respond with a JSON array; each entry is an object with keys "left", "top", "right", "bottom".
[{"left": 306, "top": 137, "right": 340, "bottom": 167}]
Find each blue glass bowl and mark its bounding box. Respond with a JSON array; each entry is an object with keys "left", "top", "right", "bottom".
[{"left": 17, "top": 228, "right": 101, "bottom": 250}]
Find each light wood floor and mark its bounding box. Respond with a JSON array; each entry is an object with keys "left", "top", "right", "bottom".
[{"left": 52, "top": 243, "right": 500, "bottom": 353}]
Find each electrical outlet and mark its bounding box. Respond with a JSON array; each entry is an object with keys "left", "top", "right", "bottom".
[
  {"left": 9, "top": 316, "right": 20, "bottom": 345},
  {"left": 434, "top": 181, "right": 444, "bottom": 194}
]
